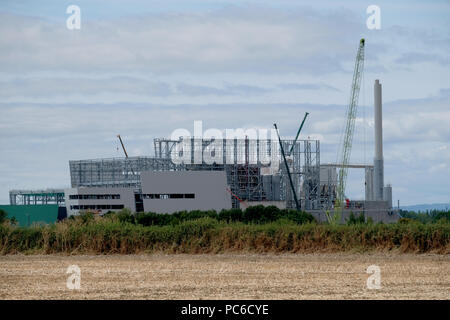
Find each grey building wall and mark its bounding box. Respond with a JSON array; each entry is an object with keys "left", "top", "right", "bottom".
[
  {"left": 141, "top": 171, "right": 232, "bottom": 213},
  {"left": 383, "top": 185, "right": 393, "bottom": 209},
  {"left": 65, "top": 187, "right": 136, "bottom": 216},
  {"left": 319, "top": 166, "right": 337, "bottom": 185},
  {"left": 365, "top": 167, "right": 374, "bottom": 201}
]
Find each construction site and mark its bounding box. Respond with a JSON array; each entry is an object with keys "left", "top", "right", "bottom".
[{"left": 3, "top": 39, "right": 398, "bottom": 224}]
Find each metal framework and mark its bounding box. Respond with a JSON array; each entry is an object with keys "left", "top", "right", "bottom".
[
  {"left": 319, "top": 163, "right": 375, "bottom": 208},
  {"left": 70, "top": 157, "right": 183, "bottom": 188},
  {"left": 333, "top": 38, "right": 365, "bottom": 219},
  {"left": 9, "top": 189, "right": 65, "bottom": 206},
  {"left": 70, "top": 137, "right": 321, "bottom": 209}
]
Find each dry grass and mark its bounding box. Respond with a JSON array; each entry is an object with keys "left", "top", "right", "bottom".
[
  {"left": 0, "top": 253, "right": 448, "bottom": 299},
  {"left": 2, "top": 218, "right": 449, "bottom": 254}
]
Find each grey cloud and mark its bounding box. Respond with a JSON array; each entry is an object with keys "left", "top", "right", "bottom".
[
  {"left": 438, "top": 88, "right": 450, "bottom": 98},
  {"left": 225, "top": 84, "right": 269, "bottom": 95},
  {"left": 0, "top": 75, "right": 342, "bottom": 99},
  {"left": 387, "top": 25, "right": 450, "bottom": 50},
  {"left": 364, "top": 65, "right": 388, "bottom": 73},
  {"left": 0, "top": 6, "right": 365, "bottom": 75},
  {"left": 395, "top": 52, "right": 450, "bottom": 66},
  {"left": 277, "top": 83, "right": 340, "bottom": 92},
  {"left": 0, "top": 76, "right": 173, "bottom": 98},
  {"left": 175, "top": 84, "right": 228, "bottom": 96}
]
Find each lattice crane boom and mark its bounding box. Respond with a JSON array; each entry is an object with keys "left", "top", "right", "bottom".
[{"left": 333, "top": 38, "right": 365, "bottom": 219}]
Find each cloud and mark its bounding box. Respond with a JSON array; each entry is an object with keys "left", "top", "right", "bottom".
[
  {"left": 394, "top": 52, "right": 450, "bottom": 66},
  {"left": 277, "top": 82, "right": 340, "bottom": 92},
  {"left": 175, "top": 83, "right": 270, "bottom": 96},
  {"left": 387, "top": 25, "right": 450, "bottom": 51},
  {"left": 0, "top": 6, "right": 365, "bottom": 74},
  {"left": 0, "top": 76, "right": 173, "bottom": 98},
  {"left": 0, "top": 74, "right": 344, "bottom": 102}
]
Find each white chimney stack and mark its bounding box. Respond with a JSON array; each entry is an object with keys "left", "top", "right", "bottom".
[{"left": 373, "top": 79, "right": 384, "bottom": 201}]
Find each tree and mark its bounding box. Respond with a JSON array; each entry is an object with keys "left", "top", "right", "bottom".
[{"left": 0, "top": 209, "right": 7, "bottom": 224}]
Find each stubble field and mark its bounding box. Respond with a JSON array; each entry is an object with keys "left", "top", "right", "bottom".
[{"left": 0, "top": 253, "right": 448, "bottom": 300}]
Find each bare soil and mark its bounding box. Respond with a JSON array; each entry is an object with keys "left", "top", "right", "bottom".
[{"left": 0, "top": 254, "right": 448, "bottom": 299}]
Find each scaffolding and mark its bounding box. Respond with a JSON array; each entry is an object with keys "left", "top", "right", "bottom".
[
  {"left": 70, "top": 157, "right": 184, "bottom": 188},
  {"left": 9, "top": 189, "right": 66, "bottom": 206},
  {"left": 70, "top": 137, "right": 321, "bottom": 209}
]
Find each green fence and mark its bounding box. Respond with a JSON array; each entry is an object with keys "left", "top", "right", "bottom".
[{"left": 0, "top": 205, "right": 59, "bottom": 226}]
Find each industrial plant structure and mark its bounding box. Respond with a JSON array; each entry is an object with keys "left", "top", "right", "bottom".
[
  {"left": 6, "top": 79, "right": 397, "bottom": 223},
  {"left": 67, "top": 137, "right": 321, "bottom": 212},
  {"left": 4, "top": 38, "right": 398, "bottom": 224}
]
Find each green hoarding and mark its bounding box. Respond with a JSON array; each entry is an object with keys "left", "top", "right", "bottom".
[{"left": 0, "top": 205, "right": 59, "bottom": 226}]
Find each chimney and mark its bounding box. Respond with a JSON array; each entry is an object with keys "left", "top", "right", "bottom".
[{"left": 373, "top": 79, "right": 384, "bottom": 201}]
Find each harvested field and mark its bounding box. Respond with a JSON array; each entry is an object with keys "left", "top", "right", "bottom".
[{"left": 0, "top": 253, "right": 448, "bottom": 299}]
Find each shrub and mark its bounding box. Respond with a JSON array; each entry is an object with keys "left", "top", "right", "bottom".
[
  {"left": 398, "top": 217, "right": 415, "bottom": 224},
  {"left": 281, "top": 209, "right": 315, "bottom": 224},
  {"left": 0, "top": 209, "right": 7, "bottom": 224},
  {"left": 243, "top": 205, "right": 264, "bottom": 223},
  {"left": 115, "top": 208, "right": 135, "bottom": 224},
  {"left": 173, "top": 210, "right": 218, "bottom": 223},
  {"left": 133, "top": 207, "right": 314, "bottom": 226},
  {"left": 433, "top": 211, "right": 450, "bottom": 222},
  {"left": 244, "top": 205, "right": 281, "bottom": 223},
  {"left": 347, "top": 212, "right": 366, "bottom": 225},
  {"left": 78, "top": 211, "right": 95, "bottom": 224},
  {"left": 399, "top": 209, "right": 450, "bottom": 224},
  {"left": 218, "top": 208, "right": 243, "bottom": 222}
]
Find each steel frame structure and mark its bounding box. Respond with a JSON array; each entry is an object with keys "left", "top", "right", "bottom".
[
  {"left": 9, "top": 189, "right": 66, "bottom": 206},
  {"left": 70, "top": 138, "right": 321, "bottom": 209}
]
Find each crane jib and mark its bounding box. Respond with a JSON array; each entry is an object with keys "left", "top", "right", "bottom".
[{"left": 328, "top": 38, "right": 365, "bottom": 222}]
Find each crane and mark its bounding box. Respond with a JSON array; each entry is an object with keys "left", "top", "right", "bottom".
[
  {"left": 117, "top": 134, "right": 135, "bottom": 176},
  {"left": 289, "top": 112, "right": 309, "bottom": 156},
  {"left": 117, "top": 134, "right": 129, "bottom": 158},
  {"left": 273, "top": 123, "right": 301, "bottom": 211},
  {"left": 327, "top": 38, "right": 365, "bottom": 223}
]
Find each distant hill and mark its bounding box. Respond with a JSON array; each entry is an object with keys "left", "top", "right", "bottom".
[{"left": 400, "top": 203, "right": 450, "bottom": 212}]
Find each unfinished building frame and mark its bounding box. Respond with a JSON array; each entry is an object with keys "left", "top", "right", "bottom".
[
  {"left": 70, "top": 138, "right": 322, "bottom": 210},
  {"left": 9, "top": 189, "right": 66, "bottom": 206}
]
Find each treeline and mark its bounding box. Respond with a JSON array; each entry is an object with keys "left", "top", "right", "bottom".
[
  {"left": 399, "top": 209, "right": 450, "bottom": 224},
  {"left": 89, "top": 205, "right": 316, "bottom": 226}
]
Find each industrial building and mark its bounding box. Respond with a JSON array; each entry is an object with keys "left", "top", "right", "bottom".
[
  {"left": 3, "top": 37, "right": 397, "bottom": 224},
  {"left": 65, "top": 137, "right": 320, "bottom": 214},
  {"left": 4, "top": 79, "right": 398, "bottom": 223},
  {"left": 0, "top": 37, "right": 401, "bottom": 224}
]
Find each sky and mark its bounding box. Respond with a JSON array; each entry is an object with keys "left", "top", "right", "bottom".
[{"left": 0, "top": 0, "right": 449, "bottom": 205}]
